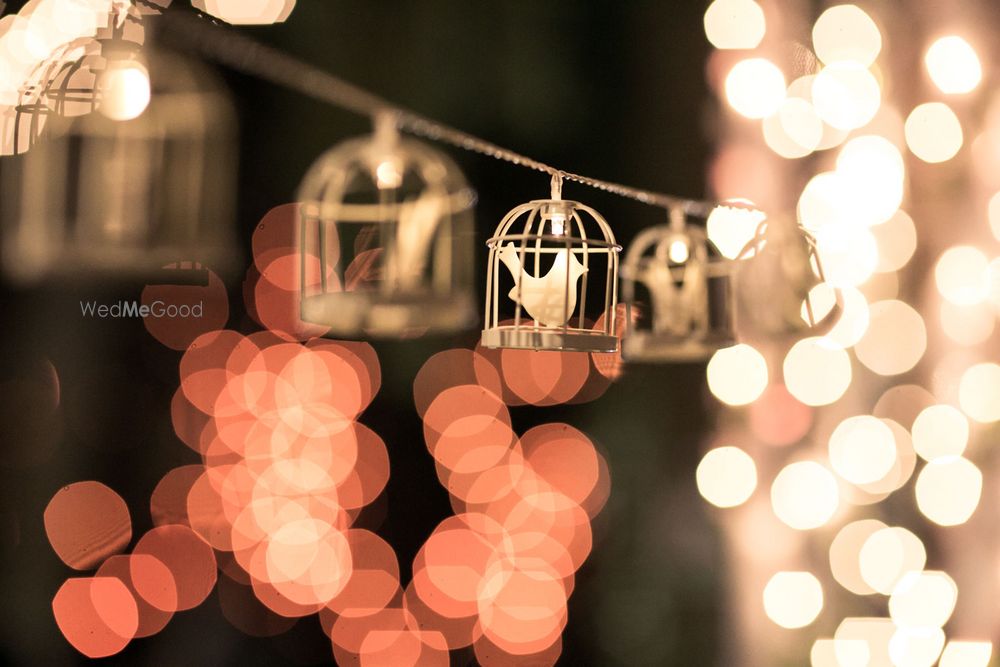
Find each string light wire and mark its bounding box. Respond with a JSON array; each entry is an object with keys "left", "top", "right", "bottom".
[{"left": 158, "top": 11, "right": 728, "bottom": 219}]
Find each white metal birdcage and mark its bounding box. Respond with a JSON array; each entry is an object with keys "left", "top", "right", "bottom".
[
  {"left": 733, "top": 217, "right": 840, "bottom": 340},
  {"left": 297, "top": 114, "right": 477, "bottom": 338},
  {"left": 0, "top": 11, "right": 236, "bottom": 283},
  {"left": 621, "top": 208, "right": 734, "bottom": 361},
  {"left": 482, "top": 178, "right": 621, "bottom": 352}
]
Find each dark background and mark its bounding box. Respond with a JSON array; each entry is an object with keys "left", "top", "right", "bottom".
[{"left": 0, "top": 2, "right": 725, "bottom": 665}]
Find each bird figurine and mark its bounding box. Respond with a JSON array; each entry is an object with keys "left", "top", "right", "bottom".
[
  {"left": 498, "top": 242, "right": 588, "bottom": 327},
  {"left": 639, "top": 259, "right": 708, "bottom": 337}
]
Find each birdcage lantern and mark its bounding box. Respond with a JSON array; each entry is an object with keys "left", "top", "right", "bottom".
[
  {"left": 621, "top": 208, "right": 734, "bottom": 362},
  {"left": 297, "top": 114, "right": 477, "bottom": 338},
  {"left": 4, "top": 6, "right": 146, "bottom": 154},
  {"left": 481, "top": 176, "right": 621, "bottom": 352},
  {"left": 1, "top": 10, "right": 236, "bottom": 282},
  {"left": 733, "top": 216, "right": 840, "bottom": 340}
]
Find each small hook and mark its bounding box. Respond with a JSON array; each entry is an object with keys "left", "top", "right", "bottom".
[
  {"left": 550, "top": 172, "right": 563, "bottom": 201},
  {"left": 668, "top": 206, "right": 685, "bottom": 232},
  {"left": 373, "top": 110, "right": 400, "bottom": 149}
]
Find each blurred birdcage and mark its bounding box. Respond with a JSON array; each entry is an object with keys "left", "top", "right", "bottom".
[
  {"left": 733, "top": 217, "right": 840, "bottom": 340},
  {"left": 1, "top": 9, "right": 236, "bottom": 282},
  {"left": 482, "top": 179, "right": 621, "bottom": 352},
  {"left": 297, "top": 114, "right": 477, "bottom": 338},
  {"left": 621, "top": 208, "right": 734, "bottom": 362},
  {"left": 3, "top": 6, "right": 147, "bottom": 154}
]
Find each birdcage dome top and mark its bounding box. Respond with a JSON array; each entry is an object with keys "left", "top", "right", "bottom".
[
  {"left": 297, "top": 131, "right": 476, "bottom": 223},
  {"left": 623, "top": 222, "right": 728, "bottom": 278},
  {"left": 487, "top": 198, "right": 621, "bottom": 251}
]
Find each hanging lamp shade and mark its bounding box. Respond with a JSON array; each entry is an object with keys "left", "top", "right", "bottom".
[
  {"left": 1, "top": 11, "right": 236, "bottom": 283},
  {"left": 733, "top": 217, "right": 840, "bottom": 340},
  {"left": 621, "top": 209, "right": 734, "bottom": 362},
  {"left": 482, "top": 180, "right": 621, "bottom": 352},
  {"left": 296, "top": 115, "right": 477, "bottom": 338}
]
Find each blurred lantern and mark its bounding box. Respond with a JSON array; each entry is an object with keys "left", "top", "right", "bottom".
[
  {"left": 0, "top": 9, "right": 236, "bottom": 282},
  {"left": 734, "top": 217, "right": 839, "bottom": 340},
  {"left": 192, "top": 0, "right": 296, "bottom": 25},
  {"left": 297, "top": 113, "right": 476, "bottom": 338},
  {"left": 621, "top": 207, "right": 734, "bottom": 361},
  {"left": 3, "top": 6, "right": 147, "bottom": 153},
  {"left": 482, "top": 175, "right": 620, "bottom": 352}
]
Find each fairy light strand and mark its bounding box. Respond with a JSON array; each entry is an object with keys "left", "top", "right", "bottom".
[{"left": 158, "top": 11, "right": 724, "bottom": 218}]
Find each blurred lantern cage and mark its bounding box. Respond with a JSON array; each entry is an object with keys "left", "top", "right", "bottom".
[
  {"left": 621, "top": 207, "right": 734, "bottom": 361},
  {"left": 481, "top": 177, "right": 621, "bottom": 353},
  {"left": 733, "top": 216, "right": 840, "bottom": 339},
  {"left": 297, "top": 114, "right": 477, "bottom": 338},
  {"left": 0, "top": 7, "right": 236, "bottom": 284}
]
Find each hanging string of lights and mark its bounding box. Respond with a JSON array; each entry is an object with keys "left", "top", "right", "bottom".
[{"left": 157, "top": 11, "right": 728, "bottom": 219}]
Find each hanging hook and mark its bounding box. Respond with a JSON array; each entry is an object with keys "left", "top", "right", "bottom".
[
  {"left": 372, "top": 109, "right": 400, "bottom": 150},
  {"left": 668, "top": 205, "right": 685, "bottom": 232},
  {"left": 550, "top": 172, "right": 563, "bottom": 201}
]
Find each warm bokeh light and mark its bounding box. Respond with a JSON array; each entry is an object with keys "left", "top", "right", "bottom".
[
  {"left": 935, "top": 245, "right": 990, "bottom": 305},
  {"left": 98, "top": 62, "right": 151, "bottom": 122},
  {"left": 811, "top": 638, "right": 871, "bottom": 667},
  {"left": 771, "top": 461, "right": 839, "bottom": 530},
  {"left": 194, "top": 0, "right": 297, "bottom": 25},
  {"left": 763, "top": 98, "right": 823, "bottom": 159},
  {"left": 783, "top": 337, "right": 852, "bottom": 407},
  {"left": 835, "top": 617, "right": 896, "bottom": 666},
  {"left": 814, "top": 224, "right": 879, "bottom": 288},
  {"left": 812, "top": 4, "right": 882, "bottom": 67},
  {"left": 939, "top": 641, "right": 992, "bottom": 667},
  {"left": 829, "top": 519, "right": 888, "bottom": 596},
  {"left": 940, "top": 300, "right": 995, "bottom": 346},
  {"left": 958, "top": 363, "right": 1000, "bottom": 422},
  {"left": 725, "top": 58, "right": 786, "bottom": 119},
  {"left": 854, "top": 300, "right": 927, "bottom": 376},
  {"left": 989, "top": 192, "right": 1000, "bottom": 242},
  {"left": 749, "top": 383, "right": 813, "bottom": 446},
  {"left": 797, "top": 171, "right": 852, "bottom": 232},
  {"left": 95, "top": 555, "right": 175, "bottom": 639},
  {"left": 763, "top": 571, "right": 823, "bottom": 629},
  {"left": 812, "top": 62, "right": 881, "bottom": 131},
  {"left": 828, "top": 416, "right": 896, "bottom": 485},
  {"left": 703, "top": 0, "right": 766, "bottom": 50},
  {"left": 706, "top": 343, "right": 768, "bottom": 406},
  {"left": 915, "top": 457, "right": 982, "bottom": 526},
  {"left": 859, "top": 526, "right": 926, "bottom": 595},
  {"left": 802, "top": 284, "right": 868, "bottom": 349},
  {"left": 911, "top": 404, "right": 968, "bottom": 462},
  {"left": 52, "top": 577, "right": 138, "bottom": 658},
  {"left": 835, "top": 135, "right": 904, "bottom": 226},
  {"left": 696, "top": 446, "right": 757, "bottom": 508},
  {"left": 44, "top": 481, "right": 132, "bottom": 571},
  {"left": 905, "top": 103, "right": 963, "bottom": 163},
  {"left": 888, "top": 627, "right": 946, "bottom": 667},
  {"left": 871, "top": 210, "right": 917, "bottom": 273},
  {"left": 925, "top": 36, "right": 982, "bottom": 94},
  {"left": 706, "top": 202, "right": 766, "bottom": 259},
  {"left": 889, "top": 570, "right": 958, "bottom": 629}
]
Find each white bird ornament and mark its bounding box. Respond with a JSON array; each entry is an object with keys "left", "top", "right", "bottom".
[{"left": 498, "top": 242, "right": 588, "bottom": 327}]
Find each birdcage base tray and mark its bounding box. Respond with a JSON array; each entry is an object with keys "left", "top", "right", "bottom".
[
  {"left": 481, "top": 326, "right": 618, "bottom": 353},
  {"left": 622, "top": 331, "right": 734, "bottom": 363},
  {"left": 301, "top": 292, "right": 474, "bottom": 337}
]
